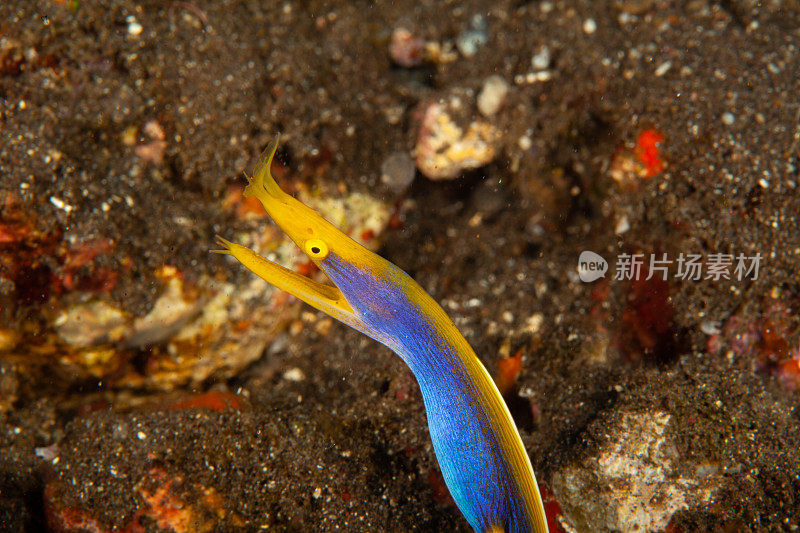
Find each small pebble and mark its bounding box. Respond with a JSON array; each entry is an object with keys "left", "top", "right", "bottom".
[
  {"left": 283, "top": 367, "right": 306, "bottom": 382},
  {"left": 144, "top": 120, "right": 166, "bottom": 140},
  {"left": 477, "top": 75, "right": 509, "bottom": 117},
  {"left": 390, "top": 27, "right": 424, "bottom": 68},
  {"left": 721, "top": 112, "right": 735, "bottom": 125},
  {"left": 289, "top": 320, "right": 304, "bottom": 336},
  {"left": 531, "top": 46, "right": 551, "bottom": 70},
  {"left": 525, "top": 71, "right": 552, "bottom": 83},
  {"left": 700, "top": 320, "right": 721, "bottom": 335},
  {"left": 126, "top": 16, "right": 143, "bottom": 36},
  {"left": 654, "top": 61, "right": 672, "bottom": 77},
  {"left": 524, "top": 313, "right": 544, "bottom": 334},
  {"left": 315, "top": 318, "right": 333, "bottom": 336},
  {"left": 615, "top": 214, "right": 630, "bottom": 235},
  {"left": 49, "top": 196, "right": 73, "bottom": 214},
  {"left": 456, "top": 14, "right": 488, "bottom": 57},
  {"left": 380, "top": 151, "right": 416, "bottom": 193},
  {"left": 470, "top": 13, "right": 488, "bottom": 31},
  {"left": 35, "top": 445, "right": 59, "bottom": 462},
  {"left": 583, "top": 18, "right": 597, "bottom": 34},
  {"left": 457, "top": 30, "right": 487, "bottom": 57}
]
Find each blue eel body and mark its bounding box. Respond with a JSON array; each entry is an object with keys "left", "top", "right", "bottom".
[{"left": 324, "top": 255, "right": 539, "bottom": 531}]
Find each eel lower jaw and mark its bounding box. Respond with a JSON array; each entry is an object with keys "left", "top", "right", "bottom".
[{"left": 212, "top": 236, "right": 368, "bottom": 331}]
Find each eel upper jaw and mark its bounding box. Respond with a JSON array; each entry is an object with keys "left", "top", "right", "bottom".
[{"left": 240, "top": 137, "right": 351, "bottom": 257}]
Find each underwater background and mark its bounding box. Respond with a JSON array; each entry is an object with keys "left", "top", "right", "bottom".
[{"left": 1, "top": 1, "right": 799, "bottom": 531}]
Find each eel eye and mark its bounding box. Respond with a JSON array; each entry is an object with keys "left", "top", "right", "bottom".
[{"left": 305, "top": 239, "right": 329, "bottom": 260}]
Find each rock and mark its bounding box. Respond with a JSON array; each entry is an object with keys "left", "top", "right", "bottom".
[
  {"left": 552, "top": 411, "right": 717, "bottom": 532},
  {"left": 54, "top": 301, "right": 129, "bottom": 348},
  {"left": 414, "top": 99, "right": 499, "bottom": 180}
]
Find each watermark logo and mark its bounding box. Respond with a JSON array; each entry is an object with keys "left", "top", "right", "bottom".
[
  {"left": 578, "top": 250, "right": 608, "bottom": 282},
  {"left": 577, "top": 252, "right": 761, "bottom": 282}
]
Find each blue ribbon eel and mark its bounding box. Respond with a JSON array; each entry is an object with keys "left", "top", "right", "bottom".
[{"left": 212, "top": 137, "right": 548, "bottom": 533}]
